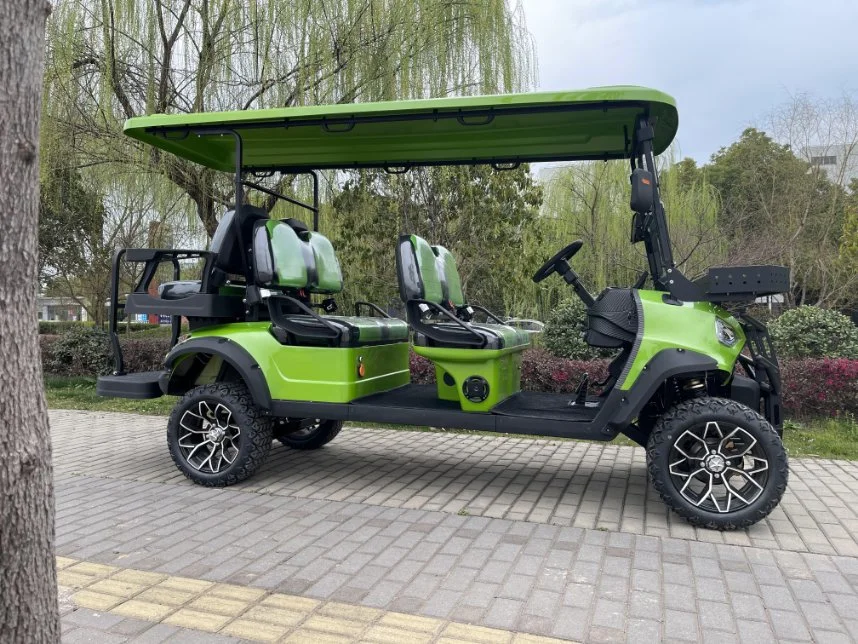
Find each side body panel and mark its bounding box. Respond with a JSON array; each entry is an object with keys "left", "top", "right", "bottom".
[
  {"left": 178, "top": 323, "right": 410, "bottom": 403},
  {"left": 413, "top": 344, "right": 525, "bottom": 412},
  {"left": 619, "top": 290, "right": 745, "bottom": 390}
]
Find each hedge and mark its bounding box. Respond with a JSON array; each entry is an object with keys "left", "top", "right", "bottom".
[
  {"left": 40, "top": 332, "right": 171, "bottom": 377},
  {"left": 39, "top": 332, "right": 858, "bottom": 420},
  {"left": 39, "top": 320, "right": 162, "bottom": 335}
]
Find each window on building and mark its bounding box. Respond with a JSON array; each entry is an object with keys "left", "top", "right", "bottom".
[{"left": 811, "top": 155, "right": 837, "bottom": 166}]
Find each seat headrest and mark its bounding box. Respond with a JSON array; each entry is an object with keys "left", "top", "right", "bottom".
[
  {"left": 302, "top": 231, "right": 343, "bottom": 294},
  {"left": 432, "top": 245, "right": 465, "bottom": 307},
  {"left": 395, "top": 234, "right": 444, "bottom": 304}
]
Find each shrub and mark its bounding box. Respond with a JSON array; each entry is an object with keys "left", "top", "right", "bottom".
[
  {"left": 39, "top": 320, "right": 94, "bottom": 334},
  {"left": 770, "top": 306, "right": 858, "bottom": 359},
  {"left": 780, "top": 358, "right": 858, "bottom": 418},
  {"left": 44, "top": 328, "right": 114, "bottom": 377},
  {"left": 40, "top": 329, "right": 171, "bottom": 377},
  {"left": 540, "top": 298, "right": 608, "bottom": 360},
  {"left": 122, "top": 338, "right": 172, "bottom": 373},
  {"left": 410, "top": 352, "right": 435, "bottom": 385},
  {"left": 521, "top": 348, "right": 610, "bottom": 393},
  {"left": 38, "top": 320, "right": 162, "bottom": 335}
]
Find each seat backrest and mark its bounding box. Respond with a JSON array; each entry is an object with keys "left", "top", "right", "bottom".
[
  {"left": 210, "top": 205, "right": 269, "bottom": 276},
  {"left": 432, "top": 245, "right": 466, "bottom": 308},
  {"left": 252, "top": 220, "right": 344, "bottom": 294},
  {"left": 396, "top": 234, "right": 444, "bottom": 305}
]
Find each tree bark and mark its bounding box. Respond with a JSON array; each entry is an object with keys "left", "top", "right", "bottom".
[{"left": 0, "top": 0, "right": 60, "bottom": 642}]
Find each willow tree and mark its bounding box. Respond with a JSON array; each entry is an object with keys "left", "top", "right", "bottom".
[
  {"left": 330, "top": 164, "right": 543, "bottom": 316},
  {"left": 43, "top": 0, "right": 535, "bottom": 236},
  {"left": 535, "top": 155, "right": 723, "bottom": 318}
]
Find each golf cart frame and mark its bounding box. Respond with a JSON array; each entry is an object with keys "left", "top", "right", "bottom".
[{"left": 99, "top": 88, "right": 789, "bottom": 528}]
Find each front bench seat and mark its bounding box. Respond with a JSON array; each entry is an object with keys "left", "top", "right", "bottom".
[
  {"left": 396, "top": 234, "right": 529, "bottom": 350},
  {"left": 253, "top": 221, "right": 408, "bottom": 347}
]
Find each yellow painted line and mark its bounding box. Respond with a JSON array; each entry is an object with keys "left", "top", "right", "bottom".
[{"left": 56, "top": 556, "right": 576, "bottom": 643}]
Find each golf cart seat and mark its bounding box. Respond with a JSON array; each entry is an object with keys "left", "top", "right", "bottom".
[
  {"left": 159, "top": 280, "right": 203, "bottom": 299},
  {"left": 121, "top": 206, "right": 269, "bottom": 322},
  {"left": 396, "top": 234, "right": 530, "bottom": 350},
  {"left": 254, "top": 221, "right": 409, "bottom": 347},
  {"left": 154, "top": 206, "right": 268, "bottom": 302}
]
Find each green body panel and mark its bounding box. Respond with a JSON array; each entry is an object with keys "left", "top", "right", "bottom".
[
  {"left": 433, "top": 246, "right": 465, "bottom": 307},
  {"left": 265, "top": 220, "right": 308, "bottom": 287},
  {"left": 411, "top": 235, "right": 444, "bottom": 303},
  {"left": 413, "top": 344, "right": 526, "bottom": 412},
  {"left": 619, "top": 290, "right": 746, "bottom": 390},
  {"left": 123, "top": 87, "right": 678, "bottom": 172},
  {"left": 185, "top": 323, "right": 409, "bottom": 402},
  {"left": 305, "top": 231, "right": 344, "bottom": 294}
]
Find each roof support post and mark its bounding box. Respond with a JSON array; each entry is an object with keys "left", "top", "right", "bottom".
[
  {"left": 633, "top": 116, "right": 704, "bottom": 301},
  {"left": 309, "top": 170, "right": 319, "bottom": 231}
]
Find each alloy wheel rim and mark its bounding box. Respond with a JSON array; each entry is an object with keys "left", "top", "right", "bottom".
[
  {"left": 178, "top": 400, "right": 241, "bottom": 473},
  {"left": 667, "top": 421, "right": 769, "bottom": 513}
]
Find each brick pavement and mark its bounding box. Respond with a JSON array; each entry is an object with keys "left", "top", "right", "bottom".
[
  {"left": 50, "top": 410, "right": 858, "bottom": 642},
  {"left": 51, "top": 410, "right": 858, "bottom": 556}
]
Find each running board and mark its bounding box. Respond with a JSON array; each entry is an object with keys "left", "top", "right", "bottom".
[
  {"left": 269, "top": 386, "right": 616, "bottom": 440},
  {"left": 97, "top": 371, "right": 166, "bottom": 399}
]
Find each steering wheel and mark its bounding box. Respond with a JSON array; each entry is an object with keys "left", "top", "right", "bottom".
[{"left": 532, "top": 240, "right": 584, "bottom": 283}]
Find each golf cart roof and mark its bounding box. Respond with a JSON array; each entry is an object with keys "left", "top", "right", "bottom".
[{"left": 123, "top": 86, "right": 678, "bottom": 173}]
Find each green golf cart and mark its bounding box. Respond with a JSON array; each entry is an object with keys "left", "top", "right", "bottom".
[{"left": 98, "top": 86, "right": 789, "bottom": 530}]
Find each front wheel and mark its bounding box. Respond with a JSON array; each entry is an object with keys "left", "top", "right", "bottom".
[
  {"left": 167, "top": 383, "right": 273, "bottom": 486},
  {"left": 646, "top": 397, "right": 788, "bottom": 530}
]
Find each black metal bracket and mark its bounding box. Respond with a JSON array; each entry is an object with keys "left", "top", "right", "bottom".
[
  {"left": 738, "top": 313, "right": 783, "bottom": 433},
  {"left": 354, "top": 301, "right": 392, "bottom": 318}
]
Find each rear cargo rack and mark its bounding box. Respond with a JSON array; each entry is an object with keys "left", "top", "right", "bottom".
[{"left": 696, "top": 265, "right": 790, "bottom": 302}]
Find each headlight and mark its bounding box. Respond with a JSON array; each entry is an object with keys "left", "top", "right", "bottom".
[{"left": 715, "top": 318, "right": 737, "bottom": 347}]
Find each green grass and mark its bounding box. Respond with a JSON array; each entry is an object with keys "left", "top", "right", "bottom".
[
  {"left": 781, "top": 416, "right": 858, "bottom": 460},
  {"left": 44, "top": 376, "right": 858, "bottom": 460},
  {"left": 45, "top": 377, "right": 176, "bottom": 416}
]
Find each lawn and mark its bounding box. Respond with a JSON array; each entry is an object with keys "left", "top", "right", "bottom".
[{"left": 45, "top": 376, "right": 858, "bottom": 460}]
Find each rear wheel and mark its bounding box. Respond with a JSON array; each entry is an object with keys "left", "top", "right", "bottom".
[
  {"left": 167, "top": 383, "right": 273, "bottom": 486},
  {"left": 275, "top": 418, "right": 343, "bottom": 450},
  {"left": 646, "top": 397, "right": 787, "bottom": 530}
]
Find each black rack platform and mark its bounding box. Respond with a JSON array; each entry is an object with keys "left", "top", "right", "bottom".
[{"left": 696, "top": 265, "right": 789, "bottom": 302}]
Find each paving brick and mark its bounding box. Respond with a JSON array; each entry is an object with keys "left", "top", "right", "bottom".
[
  {"left": 220, "top": 618, "right": 288, "bottom": 642},
  {"left": 162, "top": 608, "right": 232, "bottom": 632},
  {"left": 112, "top": 600, "right": 175, "bottom": 622}
]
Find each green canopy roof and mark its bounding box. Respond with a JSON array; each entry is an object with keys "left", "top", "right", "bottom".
[{"left": 123, "top": 86, "right": 678, "bottom": 172}]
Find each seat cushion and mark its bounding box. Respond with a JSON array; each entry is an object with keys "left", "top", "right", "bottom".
[
  {"left": 414, "top": 322, "right": 530, "bottom": 350},
  {"left": 278, "top": 315, "right": 410, "bottom": 347},
  {"left": 158, "top": 280, "right": 201, "bottom": 300}
]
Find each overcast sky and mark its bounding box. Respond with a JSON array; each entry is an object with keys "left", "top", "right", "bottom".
[{"left": 520, "top": 0, "right": 858, "bottom": 162}]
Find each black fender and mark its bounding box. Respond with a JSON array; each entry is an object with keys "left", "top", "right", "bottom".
[
  {"left": 159, "top": 337, "right": 272, "bottom": 411},
  {"left": 595, "top": 348, "right": 719, "bottom": 435}
]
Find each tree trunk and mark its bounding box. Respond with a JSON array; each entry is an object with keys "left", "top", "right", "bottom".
[{"left": 0, "top": 0, "right": 60, "bottom": 642}]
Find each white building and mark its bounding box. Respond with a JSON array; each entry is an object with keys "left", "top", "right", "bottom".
[
  {"left": 803, "top": 144, "right": 858, "bottom": 186},
  {"left": 37, "top": 295, "right": 88, "bottom": 322}
]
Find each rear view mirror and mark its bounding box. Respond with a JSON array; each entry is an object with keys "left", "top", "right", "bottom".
[{"left": 630, "top": 168, "right": 654, "bottom": 213}]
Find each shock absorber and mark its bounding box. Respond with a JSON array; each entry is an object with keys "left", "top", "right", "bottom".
[{"left": 681, "top": 377, "right": 707, "bottom": 398}]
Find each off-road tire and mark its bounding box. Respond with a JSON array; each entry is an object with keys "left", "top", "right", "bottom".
[
  {"left": 276, "top": 419, "right": 343, "bottom": 450},
  {"left": 646, "top": 397, "right": 788, "bottom": 530},
  {"left": 167, "top": 383, "right": 273, "bottom": 486}
]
